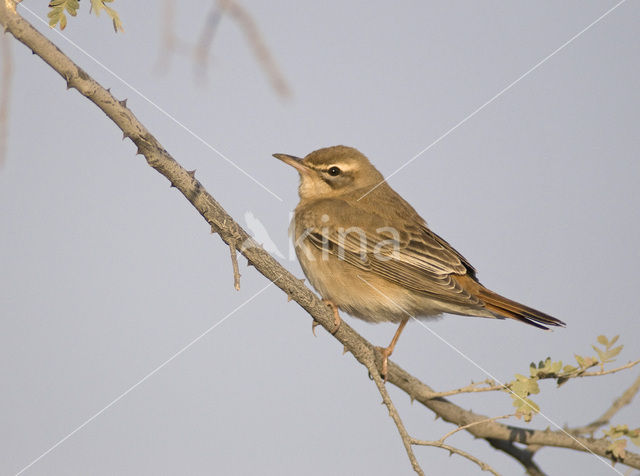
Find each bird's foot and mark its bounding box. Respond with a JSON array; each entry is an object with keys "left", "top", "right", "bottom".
[
  {"left": 376, "top": 345, "right": 393, "bottom": 382},
  {"left": 323, "top": 300, "right": 342, "bottom": 334}
]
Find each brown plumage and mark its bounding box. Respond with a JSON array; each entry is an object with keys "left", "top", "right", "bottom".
[{"left": 274, "top": 145, "right": 565, "bottom": 375}]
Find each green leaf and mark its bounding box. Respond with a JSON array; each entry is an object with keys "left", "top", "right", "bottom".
[
  {"left": 597, "top": 335, "right": 609, "bottom": 346},
  {"left": 607, "top": 439, "right": 627, "bottom": 460},
  {"left": 605, "top": 424, "right": 628, "bottom": 439},
  {"left": 592, "top": 345, "right": 606, "bottom": 362},
  {"left": 47, "top": 0, "right": 79, "bottom": 30},
  {"left": 90, "top": 0, "right": 124, "bottom": 32},
  {"left": 550, "top": 360, "right": 563, "bottom": 373},
  {"left": 512, "top": 396, "right": 540, "bottom": 423},
  {"left": 605, "top": 345, "right": 623, "bottom": 361}
]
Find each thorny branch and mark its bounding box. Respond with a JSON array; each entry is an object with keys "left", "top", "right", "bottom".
[
  {"left": 2, "top": 2, "right": 639, "bottom": 473},
  {"left": 366, "top": 357, "right": 425, "bottom": 476}
]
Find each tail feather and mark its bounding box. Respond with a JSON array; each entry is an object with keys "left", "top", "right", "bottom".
[{"left": 477, "top": 286, "right": 566, "bottom": 330}]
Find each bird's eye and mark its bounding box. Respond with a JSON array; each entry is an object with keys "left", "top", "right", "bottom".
[{"left": 327, "top": 166, "right": 341, "bottom": 176}]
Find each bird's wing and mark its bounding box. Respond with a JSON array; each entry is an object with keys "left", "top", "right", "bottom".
[{"left": 305, "top": 221, "right": 482, "bottom": 307}]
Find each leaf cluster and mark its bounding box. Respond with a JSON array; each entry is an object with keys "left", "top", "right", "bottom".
[
  {"left": 604, "top": 424, "right": 640, "bottom": 461},
  {"left": 48, "top": 0, "right": 123, "bottom": 32},
  {"left": 507, "top": 335, "right": 624, "bottom": 421}
]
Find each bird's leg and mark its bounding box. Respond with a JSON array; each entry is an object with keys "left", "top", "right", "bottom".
[{"left": 379, "top": 317, "right": 409, "bottom": 380}]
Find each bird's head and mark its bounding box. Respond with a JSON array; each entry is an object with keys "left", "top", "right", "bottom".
[{"left": 273, "top": 145, "right": 384, "bottom": 200}]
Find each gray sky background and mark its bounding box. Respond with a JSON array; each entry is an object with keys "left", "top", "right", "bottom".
[{"left": 2, "top": 1, "right": 639, "bottom": 475}]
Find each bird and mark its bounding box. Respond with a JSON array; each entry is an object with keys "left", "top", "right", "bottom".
[{"left": 274, "top": 145, "right": 565, "bottom": 377}]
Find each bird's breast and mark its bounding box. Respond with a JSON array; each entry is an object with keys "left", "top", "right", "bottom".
[{"left": 291, "top": 228, "right": 435, "bottom": 323}]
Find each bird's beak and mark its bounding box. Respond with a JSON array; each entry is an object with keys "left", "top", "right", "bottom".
[{"left": 273, "top": 153, "right": 310, "bottom": 174}]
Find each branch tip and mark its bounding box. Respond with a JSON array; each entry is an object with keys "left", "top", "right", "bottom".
[{"left": 228, "top": 240, "right": 241, "bottom": 291}]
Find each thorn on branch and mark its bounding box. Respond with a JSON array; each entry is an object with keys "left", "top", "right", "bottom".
[
  {"left": 187, "top": 169, "right": 196, "bottom": 178},
  {"left": 119, "top": 98, "right": 127, "bottom": 107},
  {"left": 228, "top": 240, "right": 241, "bottom": 291}
]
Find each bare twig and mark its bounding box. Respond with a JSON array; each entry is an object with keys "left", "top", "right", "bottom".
[
  {"left": 155, "top": 0, "right": 290, "bottom": 97},
  {"left": 438, "top": 414, "right": 514, "bottom": 443},
  {"left": 228, "top": 239, "right": 241, "bottom": 290},
  {"left": 430, "top": 359, "right": 640, "bottom": 400},
  {"left": 427, "top": 380, "right": 507, "bottom": 399},
  {"left": 570, "top": 373, "right": 640, "bottom": 437},
  {"left": 410, "top": 437, "right": 501, "bottom": 476},
  {"left": 154, "top": 0, "right": 191, "bottom": 74},
  {"left": 220, "top": 0, "right": 291, "bottom": 98},
  {"left": 407, "top": 415, "right": 514, "bottom": 476},
  {"left": 193, "top": 2, "right": 222, "bottom": 81},
  {"left": 2, "top": 4, "right": 638, "bottom": 471},
  {"left": 367, "top": 359, "right": 425, "bottom": 476},
  {"left": 580, "top": 360, "right": 640, "bottom": 378}
]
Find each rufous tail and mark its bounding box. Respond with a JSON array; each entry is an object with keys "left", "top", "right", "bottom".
[{"left": 477, "top": 286, "right": 565, "bottom": 330}]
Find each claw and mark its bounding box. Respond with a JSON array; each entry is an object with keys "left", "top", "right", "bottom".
[
  {"left": 312, "top": 320, "right": 320, "bottom": 336},
  {"left": 324, "top": 300, "right": 342, "bottom": 334},
  {"left": 378, "top": 346, "right": 392, "bottom": 382}
]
